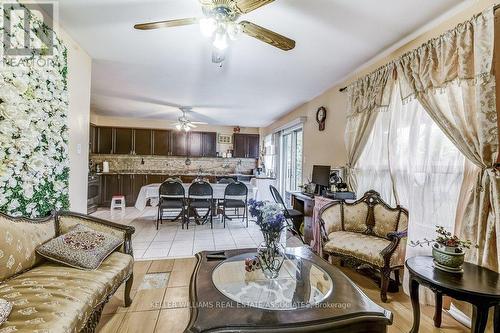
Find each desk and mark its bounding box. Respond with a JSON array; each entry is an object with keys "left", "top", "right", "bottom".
[{"left": 288, "top": 192, "right": 356, "bottom": 255}]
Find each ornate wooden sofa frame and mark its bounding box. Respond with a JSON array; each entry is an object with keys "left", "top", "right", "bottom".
[
  {"left": 319, "top": 190, "right": 408, "bottom": 302},
  {"left": 0, "top": 211, "right": 135, "bottom": 333}
]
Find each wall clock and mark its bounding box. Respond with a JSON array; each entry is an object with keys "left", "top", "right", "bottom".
[{"left": 316, "top": 106, "right": 327, "bottom": 131}]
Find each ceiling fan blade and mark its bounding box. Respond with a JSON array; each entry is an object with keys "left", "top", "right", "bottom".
[
  {"left": 235, "top": 0, "right": 275, "bottom": 14},
  {"left": 134, "top": 17, "right": 199, "bottom": 30},
  {"left": 187, "top": 123, "right": 197, "bottom": 128},
  {"left": 239, "top": 21, "right": 295, "bottom": 51},
  {"left": 191, "top": 121, "right": 208, "bottom": 125}
]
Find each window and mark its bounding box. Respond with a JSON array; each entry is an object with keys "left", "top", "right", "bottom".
[{"left": 279, "top": 126, "right": 303, "bottom": 195}]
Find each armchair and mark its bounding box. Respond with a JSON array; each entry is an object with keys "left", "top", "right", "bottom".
[{"left": 319, "top": 190, "right": 408, "bottom": 302}]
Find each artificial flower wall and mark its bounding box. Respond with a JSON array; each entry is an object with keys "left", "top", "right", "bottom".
[{"left": 0, "top": 4, "right": 69, "bottom": 217}]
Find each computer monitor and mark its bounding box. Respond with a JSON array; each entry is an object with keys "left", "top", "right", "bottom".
[{"left": 312, "top": 165, "right": 331, "bottom": 187}]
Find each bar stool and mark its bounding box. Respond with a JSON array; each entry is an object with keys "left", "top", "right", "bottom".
[{"left": 110, "top": 195, "right": 126, "bottom": 211}]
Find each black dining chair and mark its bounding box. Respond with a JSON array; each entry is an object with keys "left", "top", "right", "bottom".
[
  {"left": 187, "top": 180, "right": 214, "bottom": 229},
  {"left": 269, "top": 185, "right": 305, "bottom": 243},
  {"left": 157, "top": 180, "right": 186, "bottom": 230},
  {"left": 220, "top": 182, "right": 248, "bottom": 228}
]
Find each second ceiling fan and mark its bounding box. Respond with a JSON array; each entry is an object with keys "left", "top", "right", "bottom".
[{"left": 134, "top": 0, "right": 295, "bottom": 63}]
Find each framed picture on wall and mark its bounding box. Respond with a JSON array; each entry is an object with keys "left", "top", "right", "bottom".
[
  {"left": 218, "top": 134, "right": 232, "bottom": 144},
  {"left": 329, "top": 167, "right": 345, "bottom": 183}
]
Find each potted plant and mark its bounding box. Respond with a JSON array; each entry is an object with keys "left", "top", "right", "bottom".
[
  {"left": 411, "top": 226, "right": 476, "bottom": 273},
  {"left": 248, "top": 199, "right": 287, "bottom": 279}
]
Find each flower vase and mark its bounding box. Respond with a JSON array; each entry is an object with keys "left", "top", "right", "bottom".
[{"left": 257, "top": 233, "right": 285, "bottom": 279}]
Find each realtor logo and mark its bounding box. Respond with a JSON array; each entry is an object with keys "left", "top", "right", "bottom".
[{"left": 2, "top": 1, "right": 55, "bottom": 57}]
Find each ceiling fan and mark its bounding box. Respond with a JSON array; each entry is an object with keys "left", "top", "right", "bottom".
[
  {"left": 134, "top": 0, "right": 295, "bottom": 63},
  {"left": 173, "top": 107, "right": 208, "bottom": 131}
]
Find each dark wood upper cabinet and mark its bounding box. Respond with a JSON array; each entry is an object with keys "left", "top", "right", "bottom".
[
  {"left": 202, "top": 132, "right": 217, "bottom": 157},
  {"left": 134, "top": 129, "right": 152, "bottom": 155},
  {"left": 89, "top": 124, "right": 97, "bottom": 154},
  {"left": 233, "top": 134, "right": 260, "bottom": 158},
  {"left": 114, "top": 128, "right": 133, "bottom": 154},
  {"left": 153, "top": 130, "right": 171, "bottom": 156},
  {"left": 97, "top": 127, "right": 114, "bottom": 154},
  {"left": 246, "top": 134, "right": 260, "bottom": 159},
  {"left": 188, "top": 132, "right": 203, "bottom": 157},
  {"left": 171, "top": 131, "right": 188, "bottom": 156}
]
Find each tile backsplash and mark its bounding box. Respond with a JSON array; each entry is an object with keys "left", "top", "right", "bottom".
[{"left": 90, "top": 155, "right": 257, "bottom": 175}]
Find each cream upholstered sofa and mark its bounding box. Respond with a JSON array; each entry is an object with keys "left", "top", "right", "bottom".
[
  {"left": 0, "top": 211, "right": 135, "bottom": 333},
  {"left": 319, "top": 190, "right": 408, "bottom": 302}
]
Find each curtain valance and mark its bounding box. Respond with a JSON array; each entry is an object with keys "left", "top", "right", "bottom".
[
  {"left": 396, "top": 9, "right": 494, "bottom": 100},
  {"left": 346, "top": 64, "right": 395, "bottom": 118}
]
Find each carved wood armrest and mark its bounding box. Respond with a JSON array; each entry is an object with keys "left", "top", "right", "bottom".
[{"left": 380, "top": 230, "right": 407, "bottom": 265}]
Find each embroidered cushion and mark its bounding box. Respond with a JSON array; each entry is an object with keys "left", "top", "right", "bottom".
[
  {"left": 0, "top": 214, "right": 56, "bottom": 281},
  {"left": 0, "top": 298, "right": 12, "bottom": 326},
  {"left": 36, "top": 224, "right": 123, "bottom": 270}
]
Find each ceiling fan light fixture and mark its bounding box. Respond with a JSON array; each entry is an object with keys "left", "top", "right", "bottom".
[
  {"left": 175, "top": 124, "right": 182, "bottom": 131},
  {"left": 213, "top": 32, "right": 228, "bottom": 50},
  {"left": 199, "top": 17, "right": 217, "bottom": 37}
]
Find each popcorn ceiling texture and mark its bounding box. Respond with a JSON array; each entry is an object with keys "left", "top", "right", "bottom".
[{"left": 90, "top": 155, "right": 257, "bottom": 175}]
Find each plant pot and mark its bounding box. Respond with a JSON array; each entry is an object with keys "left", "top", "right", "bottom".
[{"left": 432, "top": 243, "right": 464, "bottom": 273}]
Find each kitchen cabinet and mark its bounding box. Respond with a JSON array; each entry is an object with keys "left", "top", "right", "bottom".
[
  {"left": 153, "top": 130, "right": 170, "bottom": 156},
  {"left": 171, "top": 131, "right": 188, "bottom": 156},
  {"left": 186, "top": 131, "right": 217, "bottom": 157},
  {"left": 101, "top": 174, "right": 120, "bottom": 207},
  {"left": 233, "top": 134, "right": 260, "bottom": 158},
  {"left": 115, "top": 128, "right": 133, "bottom": 154},
  {"left": 202, "top": 132, "right": 217, "bottom": 157},
  {"left": 188, "top": 132, "right": 203, "bottom": 157},
  {"left": 91, "top": 125, "right": 222, "bottom": 158},
  {"left": 97, "top": 127, "right": 114, "bottom": 154},
  {"left": 135, "top": 129, "right": 152, "bottom": 155},
  {"left": 89, "top": 124, "right": 97, "bottom": 154}
]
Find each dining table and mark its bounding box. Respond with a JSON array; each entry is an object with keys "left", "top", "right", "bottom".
[{"left": 134, "top": 182, "right": 258, "bottom": 211}]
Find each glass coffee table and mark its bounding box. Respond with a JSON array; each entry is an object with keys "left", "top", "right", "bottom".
[
  {"left": 212, "top": 252, "right": 333, "bottom": 310},
  {"left": 187, "top": 247, "right": 393, "bottom": 333}
]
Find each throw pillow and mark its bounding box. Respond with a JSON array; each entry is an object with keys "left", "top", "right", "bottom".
[
  {"left": 0, "top": 298, "right": 12, "bottom": 326},
  {"left": 36, "top": 224, "right": 123, "bottom": 270}
]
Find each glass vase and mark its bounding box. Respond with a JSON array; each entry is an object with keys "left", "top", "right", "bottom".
[{"left": 257, "top": 234, "right": 286, "bottom": 279}]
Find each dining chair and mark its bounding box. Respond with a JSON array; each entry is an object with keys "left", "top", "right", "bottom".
[
  {"left": 269, "top": 185, "right": 305, "bottom": 243},
  {"left": 220, "top": 181, "right": 248, "bottom": 228},
  {"left": 187, "top": 180, "right": 214, "bottom": 229},
  {"left": 157, "top": 180, "right": 186, "bottom": 230}
]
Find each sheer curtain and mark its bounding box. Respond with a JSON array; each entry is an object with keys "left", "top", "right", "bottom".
[{"left": 356, "top": 85, "right": 465, "bottom": 303}]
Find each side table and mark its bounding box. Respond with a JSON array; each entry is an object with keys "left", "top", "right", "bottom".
[{"left": 406, "top": 256, "right": 500, "bottom": 333}]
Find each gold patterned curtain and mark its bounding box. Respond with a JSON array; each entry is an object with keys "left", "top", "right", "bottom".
[
  {"left": 344, "top": 65, "right": 394, "bottom": 191},
  {"left": 396, "top": 8, "right": 499, "bottom": 271}
]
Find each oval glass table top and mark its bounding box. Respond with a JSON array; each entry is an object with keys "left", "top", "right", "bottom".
[{"left": 212, "top": 252, "right": 333, "bottom": 310}]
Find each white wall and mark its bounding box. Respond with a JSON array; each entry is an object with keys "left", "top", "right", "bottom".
[{"left": 60, "top": 29, "right": 92, "bottom": 213}]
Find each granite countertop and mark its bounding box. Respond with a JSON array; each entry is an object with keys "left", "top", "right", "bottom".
[{"left": 93, "top": 171, "right": 254, "bottom": 177}]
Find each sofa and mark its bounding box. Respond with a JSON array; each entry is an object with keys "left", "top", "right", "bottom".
[
  {"left": 0, "top": 211, "right": 135, "bottom": 333},
  {"left": 319, "top": 190, "right": 408, "bottom": 302}
]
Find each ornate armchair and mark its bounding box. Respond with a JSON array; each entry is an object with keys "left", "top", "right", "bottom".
[{"left": 319, "top": 190, "right": 408, "bottom": 302}]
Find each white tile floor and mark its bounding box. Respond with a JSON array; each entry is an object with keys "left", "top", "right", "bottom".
[{"left": 91, "top": 207, "right": 266, "bottom": 261}]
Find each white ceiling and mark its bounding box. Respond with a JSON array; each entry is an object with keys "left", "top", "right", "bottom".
[{"left": 58, "top": 0, "right": 465, "bottom": 127}]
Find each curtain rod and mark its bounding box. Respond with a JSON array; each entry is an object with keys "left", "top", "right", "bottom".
[{"left": 339, "top": 5, "right": 499, "bottom": 93}]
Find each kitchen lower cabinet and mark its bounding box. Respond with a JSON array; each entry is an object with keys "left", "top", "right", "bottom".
[{"left": 101, "top": 174, "right": 121, "bottom": 207}]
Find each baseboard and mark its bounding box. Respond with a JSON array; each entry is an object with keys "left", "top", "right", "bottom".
[{"left": 447, "top": 303, "right": 471, "bottom": 328}]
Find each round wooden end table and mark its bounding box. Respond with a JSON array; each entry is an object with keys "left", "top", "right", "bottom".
[{"left": 406, "top": 256, "right": 500, "bottom": 333}]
